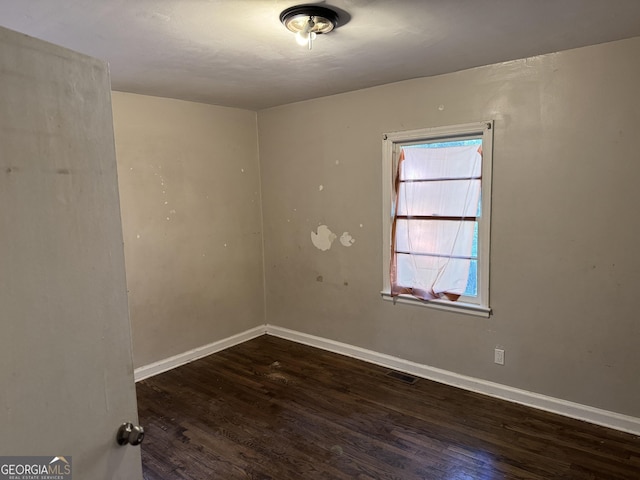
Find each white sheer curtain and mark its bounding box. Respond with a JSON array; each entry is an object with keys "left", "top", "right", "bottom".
[{"left": 391, "top": 144, "right": 482, "bottom": 301}]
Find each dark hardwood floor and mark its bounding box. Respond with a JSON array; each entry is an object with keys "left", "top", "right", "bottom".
[{"left": 136, "top": 335, "right": 640, "bottom": 479}]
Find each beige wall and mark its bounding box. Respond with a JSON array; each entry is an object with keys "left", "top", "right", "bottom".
[
  {"left": 258, "top": 37, "right": 640, "bottom": 417},
  {"left": 112, "top": 93, "right": 264, "bottom": 368}
]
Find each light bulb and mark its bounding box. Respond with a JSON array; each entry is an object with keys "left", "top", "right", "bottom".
[
  {"left": 296, "top": 31, "right": 309, "bottom": 46},
  {"left": 294, "top": 17, "right": 317, "bottom": 49}
]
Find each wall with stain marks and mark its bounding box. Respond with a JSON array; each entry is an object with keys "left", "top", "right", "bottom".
[
  {"left": 257, "top": 37, "right": 640, "bottom": 418},
  {"left": 112, "top": 92, "right": 263, "bottom": 368}
]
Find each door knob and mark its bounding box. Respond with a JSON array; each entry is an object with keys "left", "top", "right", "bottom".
[{"left": 116, "top": 422, "right": 145, "bottom": 446}]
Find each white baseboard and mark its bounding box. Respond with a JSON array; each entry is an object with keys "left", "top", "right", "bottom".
[
  {"left": 265, "top": 324, "right": 640, "bottom": 436},
  {"left": 133, "top": 323, "right": 640, "bottom": 435},
  {"left": 134, "top": 325, "right": 266, "bottom": 382}
]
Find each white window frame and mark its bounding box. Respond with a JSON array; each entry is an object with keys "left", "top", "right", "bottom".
[{"left": 381, "top": 121, "right": 493, "bottom": 317}]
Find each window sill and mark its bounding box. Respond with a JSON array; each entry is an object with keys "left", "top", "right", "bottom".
[{"left": 380, "top": 291, "right": 491, "bottom": 318}]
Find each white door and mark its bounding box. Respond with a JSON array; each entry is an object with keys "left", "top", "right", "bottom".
[{"left": 0, "top": 27, "right": 143, "bottom": 479}]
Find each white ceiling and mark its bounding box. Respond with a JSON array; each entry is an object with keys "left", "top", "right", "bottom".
[{"left": 1, "top": 0, "right": 640, "bottom": 110}]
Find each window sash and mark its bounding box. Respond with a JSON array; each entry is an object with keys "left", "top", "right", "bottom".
[
  {"left": 400, "top": 144, "right": 482, "bottom": 180},
  {"left": 396, "top": 179, "right": 481, "bottom": 218},
  {"left": 394, "top": 218, "right": 477, "bottom": 259},
  {"left": 395, "top": 253, "right": 473, "bottom": 295}
]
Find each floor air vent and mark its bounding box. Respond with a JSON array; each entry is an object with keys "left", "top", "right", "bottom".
[{"left": 386, "top": 370, "right": 418, "bottom": 384}]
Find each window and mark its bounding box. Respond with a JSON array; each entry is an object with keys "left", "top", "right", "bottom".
[{"left": 381, "top": 121, "right": 493, "bottom": 317}]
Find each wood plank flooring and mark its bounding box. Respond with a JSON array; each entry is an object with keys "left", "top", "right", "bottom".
[{"left": 136, "top": 335, "right": 640, "bottom": 479}]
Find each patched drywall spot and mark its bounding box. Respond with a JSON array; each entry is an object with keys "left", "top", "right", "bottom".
[
  {"left": 318, "top": 185, "right": 324, "bottom": 191},
  {"left": 438, "top": 104, "right": 445, "bottom": 111},
  {"left": 359, "top": 224, "right": 364, "bottom": 228},
  {"left": 340, "top": 232, "right": 355, "bottom": 247},
  {"left": 311, "top": 225, "right": 336, "bottom": 251}
]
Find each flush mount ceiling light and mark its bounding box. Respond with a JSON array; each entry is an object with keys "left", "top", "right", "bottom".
[{"left": 280, "top": 5, "right": 340, "bottom": 50}]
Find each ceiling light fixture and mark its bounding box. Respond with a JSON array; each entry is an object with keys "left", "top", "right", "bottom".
[{"left": 280, "top": 5, "right": 339, "bottom": 50}]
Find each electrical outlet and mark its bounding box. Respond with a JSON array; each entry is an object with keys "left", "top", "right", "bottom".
[{"left": 494, "top": 348, "right": 505, "bottom": 365}]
